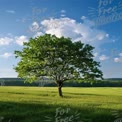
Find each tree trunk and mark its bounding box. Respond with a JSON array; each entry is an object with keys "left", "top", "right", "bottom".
[
  {"left": 56, "top": 80, "right": 63, "bottom": 97},
  {"left": 58, "top": 86, "right": 63, "bottom": 97}
]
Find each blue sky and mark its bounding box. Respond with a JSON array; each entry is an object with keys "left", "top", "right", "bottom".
[{"left": 0, "top": 0, "right": 122, "bottom": 78}]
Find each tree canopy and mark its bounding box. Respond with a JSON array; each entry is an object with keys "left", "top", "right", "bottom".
[{"left": 14, "top": 34, "right": 103, "bottom": 96}]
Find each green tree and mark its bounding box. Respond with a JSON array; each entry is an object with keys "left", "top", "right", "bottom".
[{"left": 14, "top": 34, "right": 103, "bottom": 97}]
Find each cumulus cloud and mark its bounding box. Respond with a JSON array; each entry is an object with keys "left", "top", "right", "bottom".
[
  {"left": 34, "top": 32, "right": 43, "bottom": 38},
  {"left": 114, "top": 57, "right": 122, "bottom": 63},
  {"left": 38, "top": 17, "right": 109, "bottom": 45},
  {"left": 119, "top": 53, "right": 122, "bottom": 57},
  {"left": 30, "top": 22, "right": 40, "bottom": 32},
  {"left": 0, "top": 35, "right": 28, "bottom": 46},
  {"left": 6, "top": 10, "right": 15, "bottom": 14},
  {"left": 60, "top": 10, "right": 66, "bottom": 17},
  {"left": 99, "top": 55, "right": 109, "bottom": 61},
  {"left": 0, "top": 52, "right": 13, "bottom": 58},
  {"left": 0, "top": 37, "right": 13, "bottom": 45},
  {"left": 81, "top": 16, "right": 87, "bottom": 20},
  {"left": 114, "top": 53, "right": 122, "bottom": 63},
  {"left": 15, "top": 35, "right": 28, "bottom": 46},
  {"left": 61, "top": 14, "right": 66, "bottom": 17}
]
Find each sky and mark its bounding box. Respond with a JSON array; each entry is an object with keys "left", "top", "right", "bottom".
[{"left": 0, "top": 0, "right": 122, "bottom": 78}]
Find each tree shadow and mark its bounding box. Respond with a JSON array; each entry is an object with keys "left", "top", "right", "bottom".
[
  {"left": 63, "top": 92, "right": 105, "bottom": 98},
  {"left": 0, "top": 101, "right": 118, "bottom": 122}
]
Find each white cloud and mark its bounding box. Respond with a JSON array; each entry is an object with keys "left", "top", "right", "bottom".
[
  {"left": 15, "top": 35, "right": 28, "bottom": 46},
  {"left": 114, "top": 57, "right": 122, "bottom": 63},
  {"left": 6, "top": 10, "right": 15, "bottom": 14},
  {"left": 0, "top": 52, "right": 13, "bottom": 58},
  {"left": 0, "top": 37, "right": 13, "bottom": 45},
  {"left": 34, "top": 32, "right": 43, "bottom": 38},
  {"left": 99, "top": 55, "right": 109, "bottom": 61},
  {"left": 114, "top": 53, "right": 122, "bottom": 63},
  {"left": 30, "top": 22, "right": 40, "bottom": 32},
  {"left": 119, "top": 53, "right": 122, "bottom": 57},
  {"left": 81, "top": 16, "right": 86, "bottom": 20},
  {"left": 61, "top": 14, "right": 66, "bottom": 17},
  {"left": 60, "top": 10, "right": 66, "bottom": 17},
  {"left": 0, "top": 35, "right": 28, "bottom": 46},
  {"left": 39, "top": 17, "right": 109, "bottom": 45}
]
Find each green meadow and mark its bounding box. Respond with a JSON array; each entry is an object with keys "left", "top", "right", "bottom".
[{"left": 0, "top": 87, "right": 122, "bottom": 122}]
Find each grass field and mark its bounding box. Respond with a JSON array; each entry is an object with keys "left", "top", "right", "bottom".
[{"left": 0, "top": 87, "right": 121, "bottom": 122}]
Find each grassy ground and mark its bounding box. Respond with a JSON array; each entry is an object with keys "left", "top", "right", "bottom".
[{"left": 0, "top": 87, "right": 121, "bottom": 122}]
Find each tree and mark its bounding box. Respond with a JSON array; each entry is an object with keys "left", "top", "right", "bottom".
[{"left": 14, "top": 34, "right": 103, "bottom": 97}]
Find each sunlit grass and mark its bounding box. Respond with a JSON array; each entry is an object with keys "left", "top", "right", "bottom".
[{"left": 0, "top": 87, "right": 121, "bottom": 122}]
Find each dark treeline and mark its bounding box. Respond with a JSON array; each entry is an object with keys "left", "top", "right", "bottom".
[{"left": 0, "top": 78, "right": 122, "bottom": 87}]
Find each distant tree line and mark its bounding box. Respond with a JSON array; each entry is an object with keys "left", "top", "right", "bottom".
[{"left": 0, "top": 78, "right": 122, "bottom": 87}]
